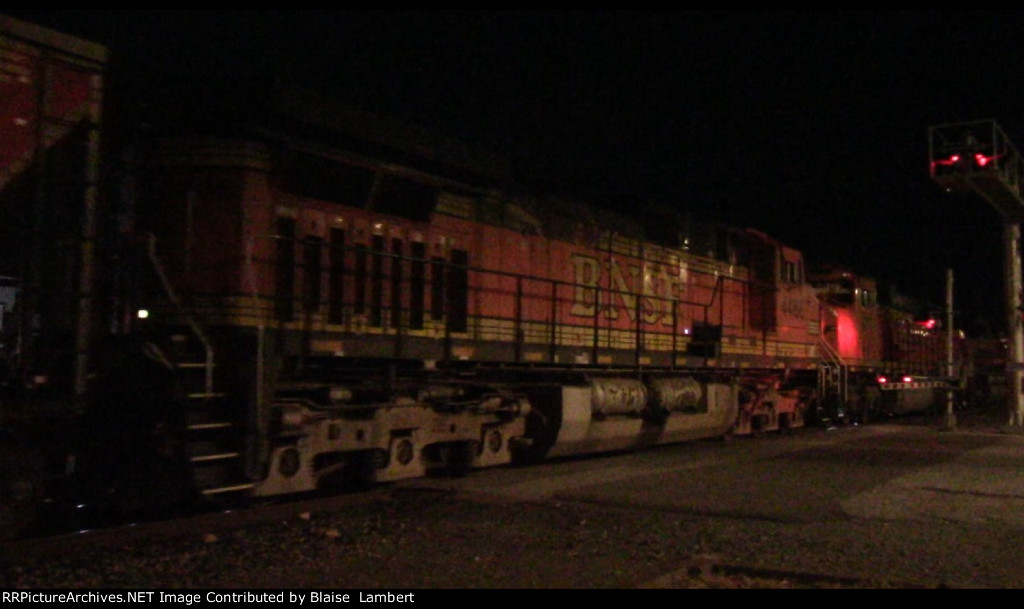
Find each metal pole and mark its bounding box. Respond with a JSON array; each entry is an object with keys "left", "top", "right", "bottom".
[
  {"left": 515, "top": 276, "right": 523, "bottom": 363},
  {"left": 1004, "top": 222, "right": 1024, "bottom": 426},
  {"left": 944, "top": 268, "right": 956, "bottom": 430},
  {"left": 74, "top": 73, "right": 102, "bottom": 410},
  {"left": 671, "top": 299, "right": 678, "bottom": 371},
  {"left": 592, "top": 284, "right": 599, "bottom": 364},
  {"left": 549, "top": 281, "right": 557, "bottom": 364},
  {"left": 254, "top": 322, "right": 265, "bottom": 479}
]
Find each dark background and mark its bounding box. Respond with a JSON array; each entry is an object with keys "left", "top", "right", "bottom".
[{"left": 6, "top": 10, "right": 1021, "bottom": 335}]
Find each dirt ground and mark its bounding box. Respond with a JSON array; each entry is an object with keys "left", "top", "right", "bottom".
[{"left": 3, "top": 407, "right": 1021, "bottom": 589}]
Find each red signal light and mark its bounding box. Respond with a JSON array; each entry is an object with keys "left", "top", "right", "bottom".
[
  {"left": 902, "top": 375, "right": 913, "bottom": 383},
  {"left": 933, "top": 154, "right": 961, "bottom": 167},
  {"left": 974, "top": 153, "right": 998, "bottom": 168}
]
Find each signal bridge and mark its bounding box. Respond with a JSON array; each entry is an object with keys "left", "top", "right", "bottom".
[{"left": 930, "top": 120, "right": 1024, "bottom": 219}]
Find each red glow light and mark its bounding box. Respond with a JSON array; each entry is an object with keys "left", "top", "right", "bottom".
[
  {"left": 877, "top": 376, "right": 887, "bottom": 384},
  {"left": 902, "top": 375, "right": 913, "bottom": 383},
  {"left": 916, "top": 319, "right": 937, "bottom": 330},
  {"left": 932, "top": 154, "right": 961, "bottom": 166},
  {"left": 836, "top": 309, "right": 860, "bottom": 359},
  {"left": 974, "top": 153, "right": 999, "bottom": 167}
]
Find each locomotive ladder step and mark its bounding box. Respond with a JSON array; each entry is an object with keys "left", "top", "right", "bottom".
[
  {"left": 201, "top": 482, "right": 256, "bottom": 496},
  {"left": 188, "top": 392, "right": 228, "bottom": 400},
  {"left": 188, "top": 421, "right": 235, "bottom": 432},
  {"left": 191, "top": 452, "right": 241, "bottom": 464}
]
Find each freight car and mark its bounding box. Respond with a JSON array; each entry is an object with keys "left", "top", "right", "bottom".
[
  {"left": 0, "top": 15, "right": 107, "bottom": 539},
  {"left": 0, "top": 15, "right": 964, "bottom": 540}
]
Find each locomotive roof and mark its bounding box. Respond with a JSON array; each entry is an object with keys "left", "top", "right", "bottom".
[
  {"left": 0, "top": 14, "right": 107, "bottom": 64},
  {"left": 122, "top": 75, "right": 516, "bottom": 194},
  {"left": 125, "top": 74, "right": 786, "bottom": 260}
]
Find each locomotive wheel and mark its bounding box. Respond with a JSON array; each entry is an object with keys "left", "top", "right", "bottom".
[{"left": 0, "top": 441, "right": 45, "bottom": 541}]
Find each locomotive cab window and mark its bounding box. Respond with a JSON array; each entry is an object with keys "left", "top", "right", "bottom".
[{"left": 782, "top": 259, "right": 802, "bottom": 284}]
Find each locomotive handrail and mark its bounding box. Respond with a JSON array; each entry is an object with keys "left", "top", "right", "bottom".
[
  {"left": 247, "top": 233, "right": 743, "bottom": 305},
  {"left": 239, "top": 233, "right": 741, "bottom": 349},
  {"left": 703, "top": 275, "right": 728, "bottom": 328},
  {"left": 191, "top": 231, "right": 787, "bottom": 375},
  {"left": 818, "top": 334, "right": 843, "bottom": 366},
  {"left": 146, "top": 233, "right": 215, "bottom": 396},
  {"left": 817, "top": 335, "right": 848, "bottom": 407}
]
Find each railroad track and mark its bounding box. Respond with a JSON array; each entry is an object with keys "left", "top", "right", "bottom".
[
  {"left": 640, "top": 560, "right": 955, "bottom": 589},
  {"left": 5, "top": 484, "right": 951, "bottom": 589},
  {"left": 1, "top": 486, "right": 394, "bottom": 566},
  {"left": 4, "top": 412, "right": 1008, "bottom": 589},
  {"left": 3, "top": 446, "right": 986, "bottom": 589}
]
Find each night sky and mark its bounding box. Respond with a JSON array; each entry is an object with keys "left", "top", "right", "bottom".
[{"left": 6, "top": 10, "right": 1024, "bottom": 334}]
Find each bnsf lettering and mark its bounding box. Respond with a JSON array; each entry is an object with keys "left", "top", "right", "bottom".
[{"left": 570, "top": 253, "right": 686, "bottom": 326}]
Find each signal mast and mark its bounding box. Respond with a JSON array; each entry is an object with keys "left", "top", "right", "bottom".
[{"left": 929, "top": 120, "right": 1024, "bottom": 426}]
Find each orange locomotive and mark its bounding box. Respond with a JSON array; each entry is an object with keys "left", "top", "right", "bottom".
[
  {"left": 130, "top": 128, "right": 824, "bottom": 499},
  {"left": 0, "top": 14, "right": 962, "bottom": 539}
]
